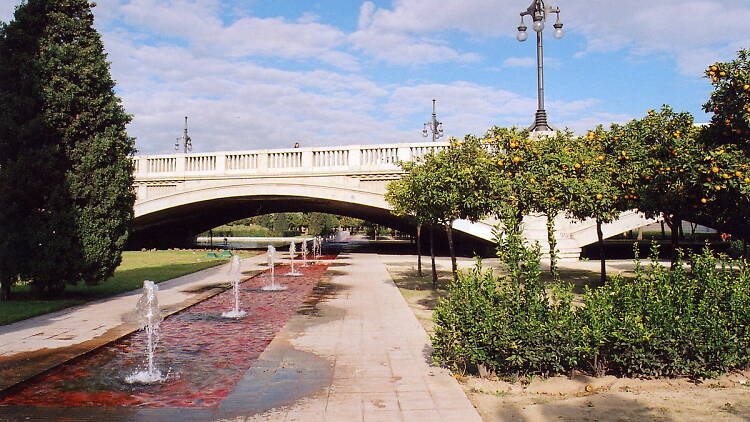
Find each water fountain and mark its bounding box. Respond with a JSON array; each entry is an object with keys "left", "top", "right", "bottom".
[
  {"left": 313, "top": 236, "right": 322, "bottom": 260},
  {"left": 285, "top": 241, "right": 303, "bottom": 276},
  {"left": 262, "top": 244, "right": 287, "bottom": 291},
  {"left": 301, "top": 239, "right": 309, "bottom": 267},
  {"left": 125, "top": 280, "right": 165, "bottom": 384},
  {"left": 221, "top": 255, "right": 247, "bottom": 318}
]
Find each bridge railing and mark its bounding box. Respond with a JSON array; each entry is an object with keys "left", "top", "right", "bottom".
[{"left": 132, "top": 142, "right": 451, "bottom": 179}]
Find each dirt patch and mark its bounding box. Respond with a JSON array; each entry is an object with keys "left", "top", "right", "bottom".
[{"left": 461, "top": 372, "right": 750, "bottom": 422}]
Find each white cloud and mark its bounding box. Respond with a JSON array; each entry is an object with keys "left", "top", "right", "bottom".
[
  {"left": 358, "top": 0, "right": 517, "bottom": 36},
  {"left": 349, "top": 1, "right": 484, "bottom": 65},
  {"left": 353, "top": 0, "right": 750, "bottom": 76},
  {"left": 566, "top": 0, "right": 750, "bottom": 75},
  {"left": 112, "top": 0, "right": 359, "bottom": 70},
  {"left": 349, "top": 28, "right": 481, "bottom": 65},
  {"left": 502, "top": 56, "right": 561, "bottom": 68},
  {"left": 383, "top": 82, "right": 604, "bottom": 138},
  {"left": 503, "top": 57, "right": 535, "bottom": 68}
]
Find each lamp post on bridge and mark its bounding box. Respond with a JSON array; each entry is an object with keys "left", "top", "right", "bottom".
[
  {"left": 175, "top": 116, "right": 193, "bottom": 153},
  {"left": 422, "top": 99, "right": 444, "bottom": 142},
  {"left": 516, "top": 0, "right": 564, "bottom": 134}
]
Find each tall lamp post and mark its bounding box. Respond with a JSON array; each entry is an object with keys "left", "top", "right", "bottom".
[
  {"left": 175, "top": 116, "right": 193, "bottom": 153},
  {"left": 516, "top": 0, "right": 564, "bottom": 133},
  {"left": 422, "top": 99, "right": 444, "bottom": 142}
]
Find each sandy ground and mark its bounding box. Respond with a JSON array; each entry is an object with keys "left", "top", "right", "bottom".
[{"left": 383, "top": 255, "right": 750, "bottom": 422}]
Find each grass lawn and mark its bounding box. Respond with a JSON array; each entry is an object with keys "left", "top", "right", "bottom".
[{"left": 0, "top": 250, "right": 259, "bottom": 326}]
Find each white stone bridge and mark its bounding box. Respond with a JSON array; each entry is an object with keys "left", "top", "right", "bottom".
[{"left": 131, "top": 141, "right": 656, "bottom": 258}]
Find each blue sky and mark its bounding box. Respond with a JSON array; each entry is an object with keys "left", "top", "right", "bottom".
[{"left": 2, "top": 0, "right": 749, "bottom": 154}]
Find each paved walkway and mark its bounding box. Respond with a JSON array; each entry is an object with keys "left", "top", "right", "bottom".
[{"left": 243, "top": 253, "right": 482, "bottom": 422}]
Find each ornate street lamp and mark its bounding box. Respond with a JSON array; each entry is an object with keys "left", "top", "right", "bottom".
[
  {"left": 422, "top": 99, "right": 444, "bottom": 142},
  {"left": 516, "top": 0, "right": 564, "bottom": 133},
  {"left": 175, "top": 116, "right": 193, "bottom": 153}
]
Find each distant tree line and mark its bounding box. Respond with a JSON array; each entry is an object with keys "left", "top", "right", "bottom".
[{"left": 215, "top": 213, "right": 367, "bottom": 237}]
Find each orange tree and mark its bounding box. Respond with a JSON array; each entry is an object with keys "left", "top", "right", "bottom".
[
  {"left": 481, "top": 127, "right": 536, "bottom": 275},
  {"left": 565, "top": 126, "right": 637, "bottom": 284},
  {"left": 482, "top": 127, "right": 580, "bottom": 282},
  {"left": 387, "top": 137, "right": 498, "bottom": 284},
  {"left": 616, "top": 107, "right": 702, "bottom": 266},
  {"left": 689, "top": 50, "right": 750, "bottom": 242},
  {"left": 419, "top": 136, "right": 498, "bottom": 280},
  {"left": 522, "top": 131, "right": 581, "bottom": 282},
  {"left": 386, "top": 164, "right": 430, "bottom": 281},
  {"left": 702, "top": 49, "right": 750, "bottom": 153}
]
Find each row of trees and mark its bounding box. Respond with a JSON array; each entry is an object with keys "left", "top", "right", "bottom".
[
  {"left": 387, "top": 48, "right": 750, "bottom": 286},
  {"left": 229, "top": 213, "right": 366, "bottom": 237},
  {"left": 0, "top": 1, "right": 135, "bottom": 299}
]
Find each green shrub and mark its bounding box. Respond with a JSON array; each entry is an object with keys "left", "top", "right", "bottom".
[
  {"left": 432, "top": 228, "right": 750, "bottom": 379},
  {"left": 432, "top": 221, "right": 579, "bottom": 377},
  {"left": 578, "top": 246, "right": 750, "bottom": 378}
]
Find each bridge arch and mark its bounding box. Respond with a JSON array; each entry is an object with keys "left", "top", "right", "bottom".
[
  {"left": 129, "top": 179, "right": 490, "bottom": 251},
  {"left": 129, "top": 142, "right": 664, "bottom": 258}
]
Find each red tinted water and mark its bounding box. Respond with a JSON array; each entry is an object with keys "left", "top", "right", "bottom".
[{"left": 0, "top": 260, "right": 334, "bottom": 408}]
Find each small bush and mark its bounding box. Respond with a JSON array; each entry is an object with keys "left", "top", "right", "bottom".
[
  {"left": 432, "top": 223, "right": 579, "bottom": 377},
  {"left": 578, "top": 247, "right": 750, "bottom": 378}
]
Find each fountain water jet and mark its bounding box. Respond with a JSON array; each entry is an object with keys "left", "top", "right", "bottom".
[
  {"left": 125, "top": 280, "right": 165, "bottom": 384},
  {"left": 222, "top": 255, "right": 247, "bottom": 318},
  {"left": 301, "top": 240, "right": 309, "bottom": 267},
  {"left": 285, "top": 241, "right": 303, "bottom": 276},
  {"left": 313, "top": 236, "right": 322, "bottom": 260},
  {"left": 262, "top": 245, "right": 287, "bottom": 291}
]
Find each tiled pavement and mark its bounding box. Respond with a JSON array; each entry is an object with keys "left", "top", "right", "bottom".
[{"left": 244, "top": 253, "right": 482, "bottom": 422}]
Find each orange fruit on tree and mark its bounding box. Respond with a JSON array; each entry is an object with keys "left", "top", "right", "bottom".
[
  {"left": 701, "top": 198, "right": 708, "bottom": 204},
  {"left": 596, "top": 194, "right": 604, "bottom": 200},
  {"left": 512, "top": 156, "right": 521, "bottom": 163}
]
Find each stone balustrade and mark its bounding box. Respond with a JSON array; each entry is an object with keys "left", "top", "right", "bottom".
[{"left": 132, "top": 142, "right": 451, "bottom": 180}]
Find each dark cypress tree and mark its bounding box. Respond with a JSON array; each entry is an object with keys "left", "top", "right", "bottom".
[{"left": 0, "top": 0, "right": 135, "bottom": 298}]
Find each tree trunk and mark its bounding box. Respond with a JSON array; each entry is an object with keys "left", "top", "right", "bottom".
[
  {"left": 445, "top": 223, "right": 457, "bottom": 281},
  {"left": 660, "top": 221, "right": 666, "bottom": 239},
  {"left": 690, "top": 222, "right": 697, "bottom": 241},
  {"left": 0, "top": 274, "right": 10, "bottom": 301},
  {"left": 430, "top": 225, "right": 437, "bottom": 289},
  {"left": 597, "top": 219, "right": 606, "bottom": 286},
  {"left": 665, "top": 214, "right": 681, "bottom": 269},
  {"left": 416, "top": 223, "right": 423, "bottom": 277},
  {"left": 546, "top": 213, "right": 559, "bottom": 282}
]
